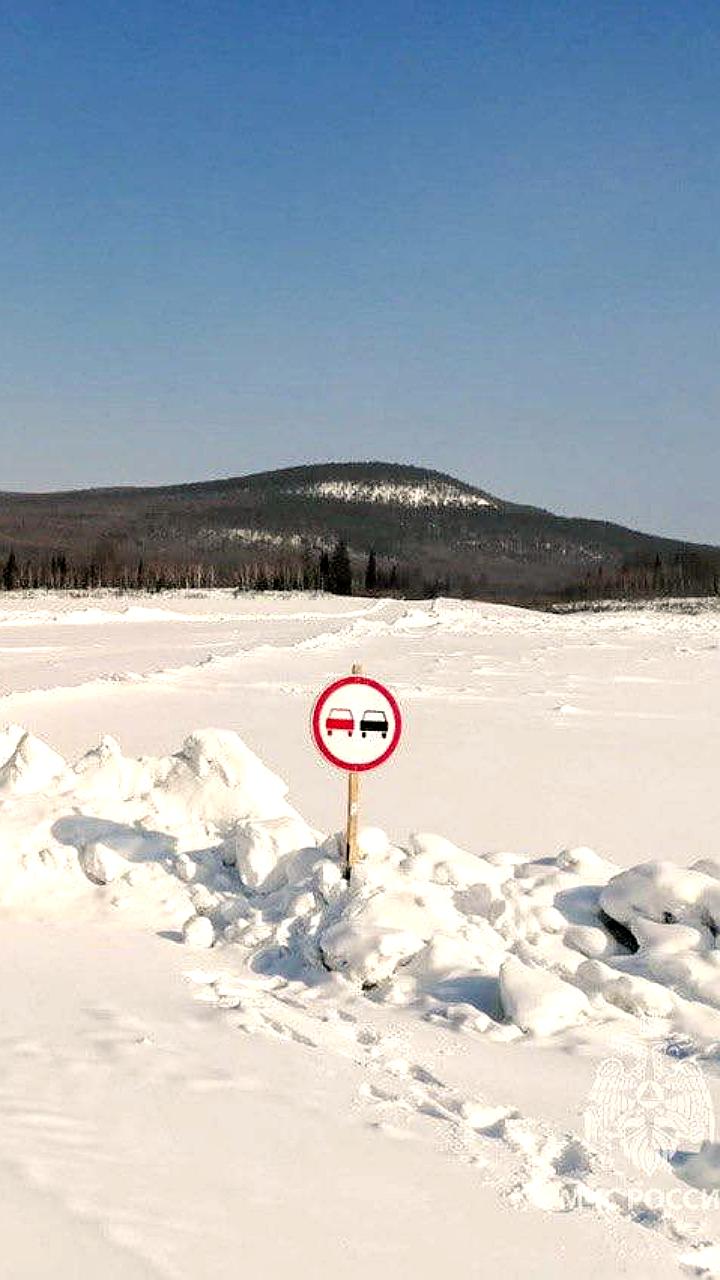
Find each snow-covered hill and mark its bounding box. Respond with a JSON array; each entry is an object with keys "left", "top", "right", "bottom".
[{"left": 2, "top": 459, "right": 714, "bottom": 600}]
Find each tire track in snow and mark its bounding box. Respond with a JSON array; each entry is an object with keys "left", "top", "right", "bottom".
[{"left": 0, "top": 602, "right": 399, "bottom": 708}]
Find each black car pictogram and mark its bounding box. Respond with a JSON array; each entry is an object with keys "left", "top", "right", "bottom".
[{"left": 360, "top": 709, "right": 389, "bottom": 739}]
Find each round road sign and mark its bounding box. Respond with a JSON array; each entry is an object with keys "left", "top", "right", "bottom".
[{"left": 311, "top": 675, "right": 402, "bottom": 772}]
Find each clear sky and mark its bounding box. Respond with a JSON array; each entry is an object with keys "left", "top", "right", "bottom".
[{"left": 1, "top": 1, "right": 718, "bottom": 540}]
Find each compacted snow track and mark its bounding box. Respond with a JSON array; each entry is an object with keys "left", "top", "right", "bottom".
[{"left": 1, "top": 591, "right": 719, "bottom": 862}]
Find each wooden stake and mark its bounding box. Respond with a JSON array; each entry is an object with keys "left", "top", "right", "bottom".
[
  {"left": 345, "top": 662, "right": 362, "bottom": 880},
  {"left": 345, "top": 770, "right": 359, "bottom": 881}
]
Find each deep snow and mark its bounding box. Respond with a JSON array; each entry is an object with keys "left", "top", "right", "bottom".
[{"left": 2, "top": 592, "right": 720, "bottom": 1278}]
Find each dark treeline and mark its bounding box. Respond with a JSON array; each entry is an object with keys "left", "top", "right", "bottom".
[
  {"left": 558, "top": 550, "right": 720, "bottom": 604},
  {"left": 4, "top": 543, "right": 718, "bottom": 605},
  {"left": 0, "top": 541, "right": 440, "bottom": 598}
]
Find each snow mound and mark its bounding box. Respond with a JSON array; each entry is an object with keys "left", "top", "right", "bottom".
[
  {"left": 79, "top": 840, "right": 126, "bottom": 885},
  {"left": 227, "top": 815, "right": 319, "bottom": 890},
  {"left": 183, "top": 914, "right": 216, "bottom": 948},
  {"left": 4, "top": 725, "right": 720, "bottom": 1053},
  {"left": 0, "top": 726, "right": 314, "bottom": 917},
  {"left": 0, "top": 728, "right": 69, "bottom": 796},
  {"left": 154, "top": 729, "right": 293, "bottom": 826},
  {"left": 596, "top": 860, "right": 720, "bottom": 1014},
  {"left": 499, "top": 956, "right": 590, "bottom": 1036}
]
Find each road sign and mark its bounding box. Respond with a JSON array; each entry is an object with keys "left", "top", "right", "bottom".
[{"left": 312, "top": 674, "right": 402, "bottom": 773}]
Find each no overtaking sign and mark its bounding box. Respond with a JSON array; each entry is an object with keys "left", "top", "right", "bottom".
[
  {"left": 311, "top": 668, "right": 402, "bottom": 877},
  {"left": 312, "top": 674, "right": 402, "bottom": 772}
]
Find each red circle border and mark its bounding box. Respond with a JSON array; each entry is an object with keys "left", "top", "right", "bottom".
[{"left": 311, "top": 675, "right": 402, "bottom": 772}]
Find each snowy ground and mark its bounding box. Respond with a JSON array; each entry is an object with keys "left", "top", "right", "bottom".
[{"left": 2, "top": 591, "right": 720, "bottom": 1278}]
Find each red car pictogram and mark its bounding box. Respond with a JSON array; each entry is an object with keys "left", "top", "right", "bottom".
[{"left": 326, "top": 707, "right": 354, "bottom": 736}]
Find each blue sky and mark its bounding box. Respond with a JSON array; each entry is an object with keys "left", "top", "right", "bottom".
[{"left": 1, "top": 1, "right": 718, "bottom": 540}]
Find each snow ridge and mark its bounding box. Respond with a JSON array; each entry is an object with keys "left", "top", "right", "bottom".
[{"left": 5, "top": 723, "right": 720, "bottom": 1058}]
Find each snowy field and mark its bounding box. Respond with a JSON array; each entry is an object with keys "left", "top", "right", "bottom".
[{"left": 2, "top": 591, "right": 720, "bottom": 1277}]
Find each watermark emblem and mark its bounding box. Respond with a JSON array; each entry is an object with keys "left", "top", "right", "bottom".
[{"left": 584, "top": 1043, "right": 714, "bottom": 1177}]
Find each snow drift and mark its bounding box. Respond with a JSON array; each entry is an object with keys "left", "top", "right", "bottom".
[{"left": 3, "top": 722, "right": 720, "bottom": 1054}]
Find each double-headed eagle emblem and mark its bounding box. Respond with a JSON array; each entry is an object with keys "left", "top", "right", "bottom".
[{"left": 585, "top": 1045, "right": 714, "bottom": 1176}]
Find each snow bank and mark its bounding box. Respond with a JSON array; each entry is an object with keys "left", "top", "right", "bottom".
[
  {"left": 0, "top": 723, "right": 313, "bottom": 914},
  {"left": 3, "top": 721, "right": 720, "bottom": 1053}
]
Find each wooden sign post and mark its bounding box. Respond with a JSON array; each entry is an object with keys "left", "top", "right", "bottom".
[
  {"left": 344, "top": 663, "right": 362, "bottom": 879},
  {"left": 311, "top": 665, "right": 403, "bottom": 883}
]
